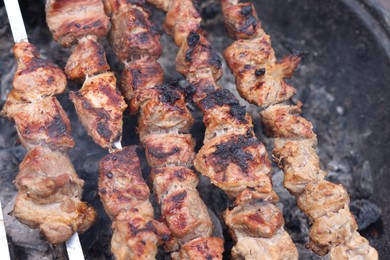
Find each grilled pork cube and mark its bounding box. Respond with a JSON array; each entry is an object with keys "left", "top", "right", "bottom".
[
  {"left": 4, "top": 96, "right": 74, "bottom": 149},
  {"left": 198, "top": 89, "right": 254, "bottom": 142},
  {"left": 11, "top": 42, "right": 66, "bottom": 101},
  {"left": 134, "top": 86, "right": 193, "bottom": 138},
  {"left": 224, "top": 36, "right": 302, "bottom": 108},
  {"left": 111, "top": 211, "right": 171, "bottom": 260},
  {"left": 225, "top": 200, "right": 284, "bottom": 239},
  {"left": 195, "top": 134, "right": 272, "bottom": 198},
  {"left": 46, "top": 0, "right": 110, "bottom": 47},
  {"left": 176, "top": 32, "right": 222, "bottom": 84},
  {"left": 143, "top": 133, "right": 195, "bottom": 168},
  {"left": 171, "top": 237, "right": 224, "bottom": 260},
  {"left": 261, "top": 104, "right": 315, "bottom": 139},
  {"left": 70, "top": 72, "right": 127, "bottom": 149},
  {"left": 231, "top": 230, "right": 298, "bottom": 260},
  {"left": 99, "top": 146, "right": 171, "bottom": 259},
  {"left": 307, "top": 206, "right": 358, "bottom": 256},
  {"left": 15, "top": 146, "right": 83, "bottom": 204},
  {"left": 121, "top": 57, "right": 164, "bottom": 103},
  {"left": 330, "top": 231, "right": 379, "bottom": 260},
  {"left": 273, "top": 138, "right": 327, "bottom": 194},
  {"left": 13, "top": 193, "right": 96, "bottom": 244},
  {"left": 151, "top": 167, "right": 213, "bottom": 245},
  {"left": 109, "top": 5, "right": 161, "bottom": 61},
  {"left": 65, "top": 35, "right": 110, "bottom": 80},
  {"left": 297, "top": 180, "right": 350, "bottom": 221},
  {"left": 221, "top": 1, "right": 264, "bottom": 39},
  {"left": 99, "top": 146, "right": 151, "bottom": 217},
  {"left": 164, "top": 0, "right": 201, "bottom": 46}
]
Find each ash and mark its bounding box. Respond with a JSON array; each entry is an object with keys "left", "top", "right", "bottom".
[{"left": 0, "top": 0, "right": 383, "bottom": 259}]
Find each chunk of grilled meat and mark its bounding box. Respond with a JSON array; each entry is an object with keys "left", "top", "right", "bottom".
[
  {"left": 46, "top": 0, "right": 110, "bottom": 47},
  {"left": 12, "top": 146, "right": 96, "bottom": 244},
  {"left": 171, "top": 237, "right": 224, "bottom": 260},
  {"left": 221, "top": 0, "right": 378, "bottom": 257},
  {"left": 147, "top": 0, "right": 297, "bottom": 258},
  {"left": 99, "top": 146, "right": 171, "bottom": 259},
  {"left": 65, "top": 35, "right": 110, "bottom": 81},
  {"left": 1, "top": 42, "right": 96, "bottom": 244},
  {"left": 151, "top": 167, "right": 213, "bottom": 245},
  {"left": 106, "top": 0, "right": 223, "bottom": 257},
  {"left": 10, "top": 42, "right": 67, "bottom": 101},
  {"left": 70, "top": 72, "right": 127, "bottom": 149},
  {"left": 2, "top": 95, "right": 74, "bottom": 150}
]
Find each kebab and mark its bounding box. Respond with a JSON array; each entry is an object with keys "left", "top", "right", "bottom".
[
  {"left": 44, "top": 1, "right": 174, "bottom": 259},
  {"left": 221, "top": 0, "right": 378, "bottom": 258},
  {"left": 103, "top": 0, "right": 224, "bottom": 258},
  {"left": 1, "top": 42, "right": 96, "bottom": 244},
  {"left": 145, "top": 0, "right": 298, "bottom": 258}
]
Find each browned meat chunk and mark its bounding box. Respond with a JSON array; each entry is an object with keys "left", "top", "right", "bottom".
[
  {"left": 151, "top": 167, "right": 213, "bottom": 245},
  {"left": 120, "top": 57, "right": 164, "bottom": 103},
  {"left": 171, "top": 237, "right": 224, "bottom": 260},
  {"left": 231, "top": 230, "right": 298, "bottom": 260},
  {"left": 143, "top": 134, "right": 195, "bottom": 168},
  {"left": 70, "top": 72, "right": 127, "bottom": 149},
  {"left": 46, "top": 0, "right": 110, "bottom": 47},
  {"left": 297, "top": 180, "right": 350, "bottom": 221},
  {"left": 15, "top": 146, "right": 83, "bottom": 204},
  {"left": 195, "top": 134, "right": 272, "bottom": 198},
  {"left": 330, "top": 231, "right": 379, "bottom": 259},
  {"left": 225, "top": 200, "right": 284, "bottom": 239},
  {"left": 164, "top": 0, "right": 201, "bottom": 46},
  {"left": 221, "top": 1, "right": 264, "bottom": 39},
  {"left": 3, "top": 96, "right": 74, "bottom": 149},
  {"left": 109, "top": 5, "right": 161, "bottom": 61},
  {"left": 65, "top": 35, "right": 110, "bottom": 80},
  {"left": 99, "top": 146, "right": 171, "bottom": 259},
  {"left": 11, "top": 42, "right": 66, "bottom": 101}
]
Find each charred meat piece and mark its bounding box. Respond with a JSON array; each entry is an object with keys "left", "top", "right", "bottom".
[
  {"left": 171, "top": 237, "right": 224, "bottom": 260},
  {"left": 120, "top": 56, "right": 164, "bottom": 103},
  {"left": 65, "top": 35, "right": 110, "bottom": 80},
  {"left": 70, "top": 72, "right": 127, "bottom": 149},
  {"left": 109, "top": 5, "right": 161, "bottom": 61},
  {"left": 46, "top": 0, "right": 110, "bottom": 47},
  {"left": 13, "top": 192, "right": 96, "bottom": 244},
  {"left": 15, "top": 146, "right": 83, "bottom": 204},
  {"left": 11, "top": 42, "right": 67, "bottom": 101},
  {"left": 151, "top": 167, "right": 213, "bottom": 246},
  {"left": 195, "top": 134, "right": 272, "bottom": 198},
  {"left": 3, "top": 95, "right": 74, "bottom": 150},
  {"left": 231, "top": 229, "right": 298, "bottom": 260},
  {"left": 99, "top": 146, "right": 171, "bottom": 259}
]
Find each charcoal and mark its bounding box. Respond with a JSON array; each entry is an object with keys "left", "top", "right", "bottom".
[{"left": 350, "top": 199, "right": 382, "bottom": 231}]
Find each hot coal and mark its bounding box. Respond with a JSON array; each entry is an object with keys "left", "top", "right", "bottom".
[{"left": 350, "top": 200, "right": 382, "bottom": 231}]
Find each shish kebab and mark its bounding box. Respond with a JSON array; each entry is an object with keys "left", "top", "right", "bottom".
[
  {"left": 146, "top": 0, "right": 298, "bottom": 258},
  {"left": 44, "top": 1, "right": 174, "bottom": 259},
  {"left": 1, "top": 0, "right": 96, "bottom": 258},
  {"left": 220, "top": 0, "right": 378, "bottom": 258},
  {"left": 103, "top": 0, "right": 224, "bottom": 258}
]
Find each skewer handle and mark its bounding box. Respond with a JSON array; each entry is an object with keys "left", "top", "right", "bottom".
[
  {"left": 3, "top": 0, "right": 28, "bottom": 43},
  {"left": 0, "top": 201, "right": 11, "bottom": 260}
]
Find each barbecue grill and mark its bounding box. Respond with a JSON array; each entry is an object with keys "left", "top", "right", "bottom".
[{"left": 0, "top": 0, "right": 389, "bottom": 259}]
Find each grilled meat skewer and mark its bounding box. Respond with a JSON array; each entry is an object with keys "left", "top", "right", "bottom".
[
  {"left": 46, "top": 0, "right": 127, "bottom": 150},
  {"left": 221, "top": 0, "right": 378, "bottom": 258},
  {"left": 103, "top": 0, "right": 224, "bottom": 258},
  {"left": 1, "top": 42, "right": 96, "bottom": 244},
  {"left": 146, "top": 0, "right": 298, "bottom": 258}
]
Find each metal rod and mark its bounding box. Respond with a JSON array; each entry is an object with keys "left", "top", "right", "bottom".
[{"left": 0, "top": 201, "right": 11, "bottom": 260}]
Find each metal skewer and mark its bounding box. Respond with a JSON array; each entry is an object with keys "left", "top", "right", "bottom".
[{"left": 3, "top": 0, "right": 85, "bottom": 259}]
